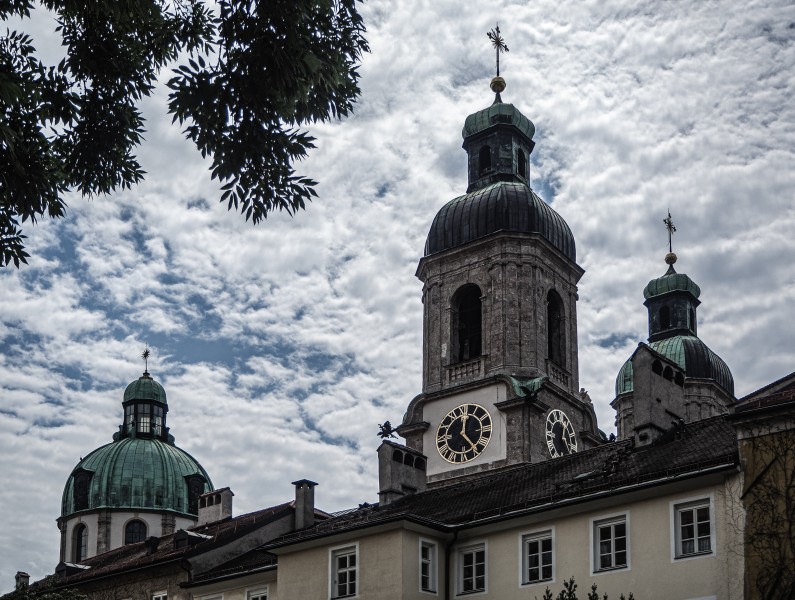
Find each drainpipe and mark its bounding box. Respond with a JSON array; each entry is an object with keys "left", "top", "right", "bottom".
[{"left": 444, "top": 530, "right": 459, "bottom": 600}]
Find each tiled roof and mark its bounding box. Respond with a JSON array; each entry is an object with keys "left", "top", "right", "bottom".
[
  {"left": 269, "top": 416, "right": 738, "bottom": 548},
  {"left": 48, "top": 503, "right": 293, "bottom": 586},
  {"left": 187, "top": 548, "right": 278, "bottom": 585}
]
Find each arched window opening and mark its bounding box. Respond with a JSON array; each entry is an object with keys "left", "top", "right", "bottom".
[
  {"left": 403, "top": 454, "right": 414, "bottom": 467},
  {"left": 73, "top": 524, "right": 88, "bottom": 562},
  {"left": 453, "top": 285, "right": 482, "bottom": 362},
  {"left": 663, "top": 366, "right": 674, "bottom": 381},
  {"left": 660, "top": 306, "right": 671, "bottom": 330},
  {"left": 517, "top": 148, "right": 527, "bottom": 179},
  {"left": 689, "top": 307, "right": 696, "bottom": 332},
  {"left": 478, "top": 146, "right": 492, "bottom": 175},
  {"left": 652, "top": 360, "right": 663, "bottom": 375},
  {"left": 414, "top": 458, "right": 426, "bottom": 471},
  {"left": 392, "top": 449, "right": 403, "bottom": 463},
  {"left": 675, "top": 371, "right": 685, "bottom": 386},
  {"left": 547, "top": 290, "right": 566, "bottom": 367},
  {"left": 125, "top": 519, "right": 147, "bottom": 545}
]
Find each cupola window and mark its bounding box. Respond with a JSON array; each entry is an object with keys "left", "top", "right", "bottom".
[
  {"left": 547, "top": 290, "right": 566, "bottom": 367},
  {"left": 452, "top": 285, "right": 482, "bottom": 362},
  {"left": 125, "top": 519, "right": 147, "bottom": 545},
  {"left": 73, "top": 524, "right": 88, "bottom": 562},
  {"left": 517, "top": 148, "right": 527, "bottom": 179},
  {"left": 185, "top": 475, "right": 207, "bottom": 514},
  {"left": 478, "top": 146, "right": 492, "bottom": 175},
  {"left": 660, "top": 306, "right": 671, "bottom": 330}
]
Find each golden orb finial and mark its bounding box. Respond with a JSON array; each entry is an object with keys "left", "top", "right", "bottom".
[
  {"left": 665, "top": 251, "right": 677, "bottom": 265},
  {"left": 490, "top": 76, "right": 506, "bottom": 94}
]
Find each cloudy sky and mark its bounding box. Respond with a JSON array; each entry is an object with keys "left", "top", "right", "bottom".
[{"left": 2, "top": 0, "right": 795, "bottom": 587}]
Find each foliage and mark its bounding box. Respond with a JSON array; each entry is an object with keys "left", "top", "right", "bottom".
[
  {"left": 539, "top": 578, "right": 635, "bottom": 600},
  {"left": 0, "top": 0, "right": 368, "bottom": 267}
]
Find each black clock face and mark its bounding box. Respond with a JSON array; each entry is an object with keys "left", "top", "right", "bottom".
[
  {"left": 546, "top": 409, "right": 577, "bottom": 458},
  {"left": 436, "top": 403, "right": 492, "bottom": 464}
]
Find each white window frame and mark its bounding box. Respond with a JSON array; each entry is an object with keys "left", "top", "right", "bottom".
[
  {"left": 670, "top": 494, "right": 715, "bottom": 561},
  {"left": 419, "top": 538, "right": 438, "bottom": 595},
  {"left": 519, "top": 527, "right": 555, "bottom": 586},
  {"left": 590, "top": 512, "right": 630, "bottom": 575},
  {"left": 152, "top": 592, "right": 167, "bottom": 600},
  {"left": 246, "top": 587, "right": 268, "bottom": 600},
  {"left": 198, "top": 596, "right": 222, "bottom": 600},
  {"left": 456, "top": 540, "right": 487, "bottom": 596},
  {"left": 329, "top": 542, "right": 359, "bottom": 599}
]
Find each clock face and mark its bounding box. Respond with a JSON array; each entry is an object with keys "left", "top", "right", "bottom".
[
  {"left": 436, "top": 403, "right": 492, "bottom": 464},
  {"left": 546, "top": 409, "right": 577, "bottom": 458}
]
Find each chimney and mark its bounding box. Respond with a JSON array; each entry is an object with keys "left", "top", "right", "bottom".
[
  {"left": 377, "top": 441, "right": 427, "bottom": 506},
  {"left": 15, "top": 572, "right": 29, "bottom": 590},
  {"left": 292, "top": 479, "right": 318, "bottom": 530},
  {"left": 197, "top": 487, "right": 234, "bottom": 526}
]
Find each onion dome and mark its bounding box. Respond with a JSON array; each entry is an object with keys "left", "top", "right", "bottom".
[
  {"left": 124, "top": 371, "right": 167, "bottom": 403},
  {"left": 643, "top": 255, "right": 701, "bottom": 301},
  {"left": 615, "top": 335, "right": 735, "bottom": 396},
  {"left": 61, "top": 438, "right": 213, "bottom": 517},
  {"left": 463, "top": 100, "right": 535, "bottom": 141},
  {"left": 425, "top": 78, "right": 575, "bottom": 262},
  {"left": 424, "top": 181, "right": 576, "bottom": 260}
]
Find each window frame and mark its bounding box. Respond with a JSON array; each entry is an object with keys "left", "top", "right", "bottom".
[
  {"left": 329, "top": 542, "right": 359, "bottom": 599},
  {"left": 124, "top": 518, "right": 147, "bottom": 545},
  {"left": 419, "top": 538, "right": 438, "bottom": 595},
  {"left": 590, "top": 512, "right": 630, "bottom": 575},
  {"left": 456, "top": 540, "right": 487, "bottom": 596},
  {"left": 670, "top": 495, "right": 715, "bottom": 561},
  {"left": 519, "top": 527, "right": 555, "bottom": 587},
  {"left": 152, "top": 592, "right": 167, "bottom": 600},
  {"left": 73, "top": 523, "right": 88, "bottom": 562},
  {"left": 246, "top": 588, "right": 268, "bottom": 600}
]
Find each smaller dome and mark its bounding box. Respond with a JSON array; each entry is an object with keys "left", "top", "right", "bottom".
[
  {"left": 643, "top": 265, "right": 701, "bottom": 300},
  {"left": 462, "top": 99, "right": 535, "bottom": 141},
  {"left": 615, "top": 335, "right": 734, "bottom": 396},
  {"left": 124, "top": 371, "right": 167, "bottom": 404}
]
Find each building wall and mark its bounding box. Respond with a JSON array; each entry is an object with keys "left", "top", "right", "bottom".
[
  {"left": 273, "top": 480, "right": 743, "bottom": 600},
  {"left": 188, "top": 571, "right": 277, "bottom": 600},
  {"left": 62, "top": 511, "right": 196, "bottom": 562}
]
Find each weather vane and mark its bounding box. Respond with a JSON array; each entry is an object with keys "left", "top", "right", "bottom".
[
  {"left": 487, "top": 24, "right": 509, "bottom": 77},
  {"left": 142, "top": 347, "right": 150, "bottom": 372},
  {"left": 663, "top": 210, "right": 676, "bottom": 253}
]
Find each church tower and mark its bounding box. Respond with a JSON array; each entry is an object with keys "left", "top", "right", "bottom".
[
  {"left": 612, "top": 244, "right": 735, "bottom": 445},
  {"left": 397, "top": 54, "right": 602, "bottom": 487}
]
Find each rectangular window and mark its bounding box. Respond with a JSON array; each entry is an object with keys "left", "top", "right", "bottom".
[
  {"left": 675, "top": 499, "right": 712, "bottom": 558},
  {"left": 420, "top": 540, "right": 438, "bottom": 593},
  {"left": 594, "top": 517, "right": 628, "bottom": 572},
  {"left": 152, "top": 593, "right": 167, "bottom": 600},
  {"left": 458, "top": 543, "right": 486, "bottom": 595},
  {"left": 331, "top": 545, "right": 357, "bottom": 598},
  {"left": 247, "top": 589, "right": 268, "bottom": 600},
  {"left": 522, "top": 530, "right": 553, "bottom": 584}
]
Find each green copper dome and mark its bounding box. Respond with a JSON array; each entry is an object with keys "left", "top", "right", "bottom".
[
  {"left": 615, "top": 335, "right": 734, "bottom": 396},
  {"left": 61, "top": 437, "right": 213, "bottom": 517},
  {"left": 463, "top": 99, "right": 535, "bottom": 141},
  {"left": 643, "top": 265, "right": 701, "bottom": 300},
  {"left": 124, "top": 371, "right": 167, "bottom": 404}
]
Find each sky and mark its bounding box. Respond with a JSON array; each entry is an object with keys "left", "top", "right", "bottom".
[{"left": 2, "top": 0, "right": 795, "bottom": 588}]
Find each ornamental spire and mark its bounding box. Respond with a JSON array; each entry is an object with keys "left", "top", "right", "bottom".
[
  {"left": 141, "top": 347, "right": 151, "bottom": 376},
  {"left": 486, "top": 24, "right": 509, "bottom": 99},
  {"left": 663, "top": 210, "right": 677, "bottom": 268}
]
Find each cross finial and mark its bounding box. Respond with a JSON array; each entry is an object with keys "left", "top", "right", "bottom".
[
  {"left": 663, "top": 210, "right": 676, "bottom": 253},
  {"left": 487, "top": 24, "right": 509, "bottom": 77},
  {"left": 141, "top": 347, "right": 150, "bottom": 373}
]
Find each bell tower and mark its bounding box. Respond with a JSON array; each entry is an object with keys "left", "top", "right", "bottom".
[{"left": 398, "top": 31, "right": 602, "bottom": 486}]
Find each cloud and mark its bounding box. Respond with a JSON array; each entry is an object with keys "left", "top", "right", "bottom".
[{"left": 2, "top": 0, "right": 795, "bottom": 588}]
